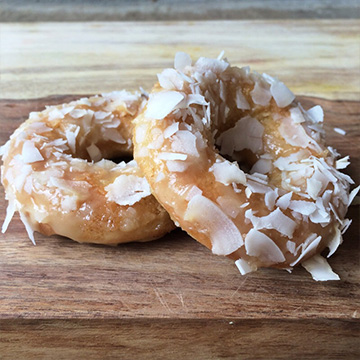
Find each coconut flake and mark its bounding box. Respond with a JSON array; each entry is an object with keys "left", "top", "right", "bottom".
[
  {"left": 290, "top": 107, "right": 305, "bottom": 123},
  {"left": 250, "top": 158, "right": 272, "bottom": 174},
  {"left": 306, "top": 178, "right": 323, "bottom": 199},
  {"left": 2, "top": 198, "right": 16, "bottom": 233},
  {"left": 102, "top": 128, "right": 126, "bottom": 144},
  {"left": 157, "top": 68, "right": 184, "bottom": 91},
  {"left": 335, "top": 156, "right": 350, "bottom": 170},
  {"left": 65, "top": 125, "right": 80, "bottom": 153},
  {"left": 184, "top": 194, "right": 243, "bottom": 255},
  {"left": 195, "top": 57, "right": 229, "bottom": 74},
  {"left": 174, "top": 52, "right": 192, "bottom": 71},
  {"left": 235, "top": 88, "right": 250, "bottom": 110},
  {"left": 86, "top": 143, "right": 102, "bottom": 162},
  {"left": 158, "top": 152, "right": 188, "bottom": 161},
  {"left": 250, "top": 81, "right": 272, "bottom": 106},
  {"left": 235, "top": 258, "right": 257, "bottom": 275},
  {"left": 279, "top": 117, "right": 314, "bottom": 149},
  {"left": 306, "top": 105, "right": 324, "bottom": 123},
  {"left": 290, "top": 235, "right": 322, "bottom": 266},
  {"left": 166, "top": 160, "right": 189, "bottom": 172},
  {"left": 22, "top": 140, "right": 44, "bottom": 163},
  {"left": 334, "top": 127, "right": 346, "bottom": 136},
  {"left": 164, "top": 123, "right": 179, "bottom": 139},
  {"left": 19, "top": 211, "right": 36, "bottom": 245},
  {"left": 269, "top": 81, "right": 295, "bottom": 108},
  {"left": 185, "top": 185, "right": 203, "bottom": 201},
  {"left": 302, "top": 254, "right": 340, "bottom": 281},
  {"left": 69, "top": 108, "right": 87, "bottom": 119},
  {"left": 216, "top": 116, "right": 264, "bottom": 156},
  {"left": 105, "top": 175, "right": 151, "bottom": 206},
  {"left": 288, "top": 200, "right": 317, "bottom": 217},
  {"left": 327, "top": 226, "right": 342, "bottom": 257},
  {"left": 171, "top": 130, "right": 199, "bottom": 157},
  {"left": 210, "top": 161, "right": 246, "bottom": 186},
  {"left": 245, "top": 229, "right": 286, "bottom": 264},
  {"left": 264, "top": 189, "right": 279, "bottom": 210},
  {"left": 276, "top": 192, "right": 293, "bottom": 209},
  {"left": 348, "top": 185, "right": 360, "bottom": 206},
  {"left": 146, "top": 91, "right": 184, "bottom": 120},
  {"left": 245, "top": 208, "right": 296, "bottom": 239}
]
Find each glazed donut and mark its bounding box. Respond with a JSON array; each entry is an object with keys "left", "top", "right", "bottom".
[
  {"left": 1, "top": 91, "right": 175, "bottom": 245},
  {"left": 133, "top": 53, "right": 359, "bottom": 280}
]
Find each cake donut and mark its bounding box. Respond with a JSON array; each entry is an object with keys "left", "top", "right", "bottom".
[
  {"left": 133, "top": 52, "right": 359, "bottom": 280},
  {"left": 0, "top": 91, "right": 175, "bottom": 245}
]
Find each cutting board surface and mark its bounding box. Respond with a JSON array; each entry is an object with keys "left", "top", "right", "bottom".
[{"left": 0, "top": 21, "right": 359, "bottom": 359}]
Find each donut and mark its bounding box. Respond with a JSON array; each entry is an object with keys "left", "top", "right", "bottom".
[
  {"left": 133, "top": 52, "right": 359, "bottom": 280},
  {"left": 0, "top": 91, "right": 175, "bottom": 245}
]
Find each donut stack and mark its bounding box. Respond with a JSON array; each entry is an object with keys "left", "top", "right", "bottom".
[{"left": 1, "top": 53, "right": 358, "bottom": 280}]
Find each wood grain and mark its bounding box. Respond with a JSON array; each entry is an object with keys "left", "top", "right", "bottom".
[
  {"left": 0, "top": 21, "right": 359, "bottom": 100},
  {"left": 0, "top": 20, "right": 359, "bottom": 359}
]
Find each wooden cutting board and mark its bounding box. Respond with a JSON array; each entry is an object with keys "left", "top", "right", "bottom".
[{"left": 0, "top": 21, "right": 359, "bottom": 360}]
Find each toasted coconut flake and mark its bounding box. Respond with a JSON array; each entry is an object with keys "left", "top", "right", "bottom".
[
  {"left": 302, "top": 254, "right": 340, "bottom": 281},
  {"left": 146, "top": 91, "right": 184, "bottom": 120},
  {"left": 235, "top": 258, "right": 257, "bottom": 275},
  {"left": 22, "top": 140, "right": 44, "bottom": 163},
  {"left": 245, "top": 229, "right": 286, "bottom": 263},
  {"left": 184, "top": 194, "right": 243, "bottom": 255},
  {"left": 105, "top": 175, "right": 151, "bottom": 206},
  {"left": 245, "top": 208, "right": 296, "bottom": 238},
  {"left": 210, "top": 161, "right": 246, "bottom": 186}
]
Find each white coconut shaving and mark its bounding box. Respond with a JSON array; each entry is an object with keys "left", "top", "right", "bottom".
[
  {"left": 171, "top": 130, "right": 199, "bottom": 157},
  {"left": 209, "top": 161, "right": 246, "bottom": 186},
  {"left": 146, "top": 91, "right": 184, "bottom": 120},
  {"left": 105, "top": 175, "right": 151, "bottom": 206},
  {"left": 217, "top": 116, "right": 264, "bottom": 156},
  {"left": 174, "top": 52, "right": 192, "bottom": 72},
  {"left": 302, "top": 254, "right": 340, "bottom": 281},
  {"left": 333, "top": 127, "right": 346, "bottom": 136},
  {"left": 22, "top": 140, "right": 44, "bottom": 163},
  {"left": 245, "top": 208, "right": 296, "bottom": 239},
  {"left": 245, "top": 229, "right": 286, "bottom": 263},
  {"left": 86, "top": 143, "right": 102, "bottom": 162},
  {"left": 235, "top": 258, "right": 257, "bottom": 275},
  {"left": 184, "top": 194, "right": 243, "bottom": 256}
]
